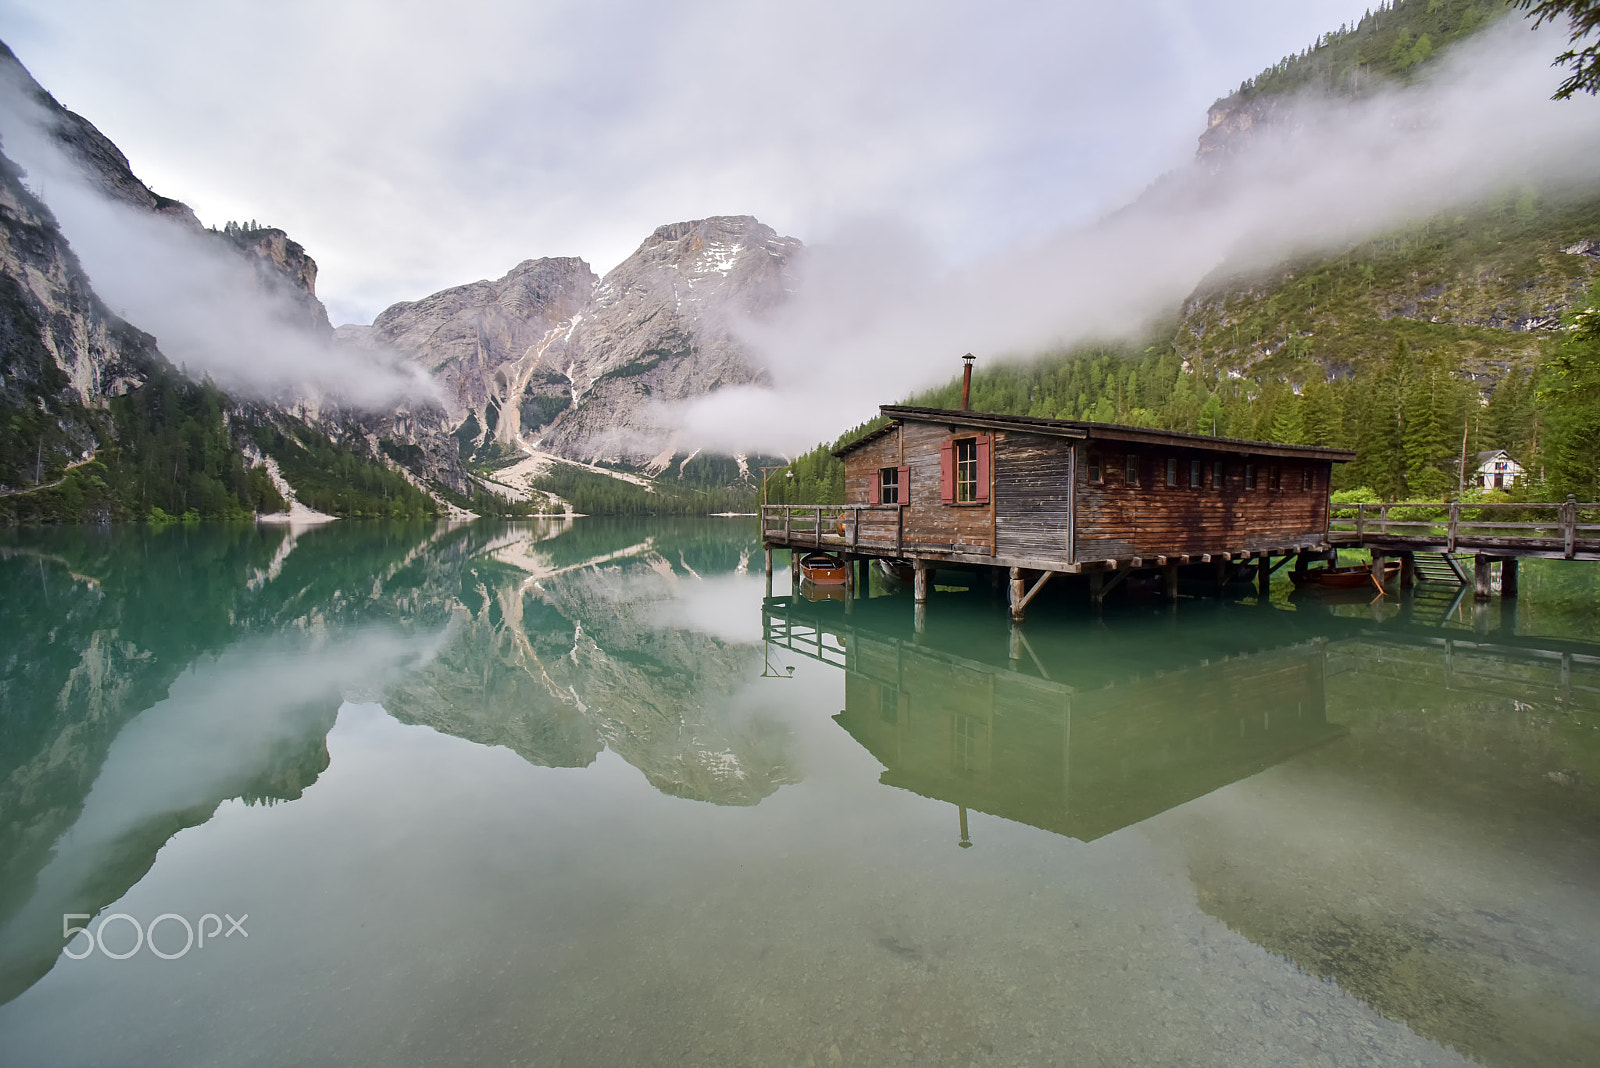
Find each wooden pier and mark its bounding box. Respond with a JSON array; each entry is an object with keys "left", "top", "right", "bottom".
[{"left": 1327, "top": 498, "right": 1600, "bottom": 600}]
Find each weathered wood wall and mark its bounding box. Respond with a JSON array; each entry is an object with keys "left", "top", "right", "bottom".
[
  {"left": 844, "top": 422, "right": 995, "bottom": 554},
  {"left": 1074, "top": 445, "right": 1332, "bottom": 561},
  {"left": 994, "top": 431, "right": 1073, "bottom": 560}
]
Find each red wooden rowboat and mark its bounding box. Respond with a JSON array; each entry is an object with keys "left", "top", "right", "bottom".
[
  {"left": 1289, "top": 561, "right": 1400, "bottom": 589},
  {"left": 799, "top": 551, "right": 849, "bottom": 585}
]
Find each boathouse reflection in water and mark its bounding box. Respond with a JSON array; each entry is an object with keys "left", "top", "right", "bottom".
[{"left": 764, "top": 593, "right": 1345, "bottom": 844}]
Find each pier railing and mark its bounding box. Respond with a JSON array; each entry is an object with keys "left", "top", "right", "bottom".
[
  {"left": 1330, "top": 499, "right": 1600, "bottom": 557},
  {"left": 761, "top": 504, "right": 908, "bottom": 552}
]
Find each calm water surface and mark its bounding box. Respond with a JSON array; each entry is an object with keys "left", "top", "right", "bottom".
[{"left": 0, "top": 519, "right": 1596, "bottom": 1067}]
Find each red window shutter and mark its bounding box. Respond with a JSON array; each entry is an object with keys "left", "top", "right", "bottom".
[
  {"left": 940, "top": 441, "right": 955, "bottom": 504},
  {"left": 897, "top": 465, "right": 909, "bottom": 506},
  {"left": 975, "top": 435, "right": 992, "bottom": 503},
  {"left": 869, "top": 468, "right": 880, "bottom": 505}
]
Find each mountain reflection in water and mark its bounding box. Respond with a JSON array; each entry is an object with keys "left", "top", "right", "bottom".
[{"left": 0, "top": 519, "right": 786, "bottom": 1005}]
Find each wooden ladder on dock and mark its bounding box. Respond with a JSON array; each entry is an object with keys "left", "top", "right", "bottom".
[{"left": 1412, "top": 551, "right": 1467, "bottom": 585}]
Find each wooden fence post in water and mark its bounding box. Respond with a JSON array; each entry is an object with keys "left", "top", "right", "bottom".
[
  {"left": 1474, "top": 554, "right": 1493, "bottom": 602},
  {"left": 1009, "top": 567, "right": 1025, "bottom": 622},
  {"left": 1400, "top": 552, "right": 1416, "bottom": 589},
  {"left": 1502, "top": 556, "right": 1519, "bottom": 598},
  {"left": 913, "top": 563, "right": 930, "bottom": 605},
  {"left": 1370, "top": 552, "right": 1387, "bottom": 593},
  {"left": 1164, "top": 565, "right": 1179, "bottom": 601}
]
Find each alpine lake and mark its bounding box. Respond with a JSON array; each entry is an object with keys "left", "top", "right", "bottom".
[{"left": 0, "top": 518, "right": 1596, "bottom": 1068}]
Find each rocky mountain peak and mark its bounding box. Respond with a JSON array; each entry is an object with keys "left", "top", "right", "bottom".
[{"left": 357, "top": 216, "right": 801, "bottom": 468}]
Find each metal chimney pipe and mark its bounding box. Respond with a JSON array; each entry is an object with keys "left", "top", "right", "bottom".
[{"left": 960, "top": 353, "right": 975, "bottom": 410}]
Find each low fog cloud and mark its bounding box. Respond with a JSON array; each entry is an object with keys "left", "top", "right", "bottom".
[
  {"left": 0, "top": 74, "right": 438, "bottom": 408},
  {"left": 670, "top": 18, "right": 1600, "bottom": 456}
]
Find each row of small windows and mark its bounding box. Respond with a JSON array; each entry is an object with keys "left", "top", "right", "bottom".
[{"left": 1087, "top": 453, "right": 1313, "bottom": 492}]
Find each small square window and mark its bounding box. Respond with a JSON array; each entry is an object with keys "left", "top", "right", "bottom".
[
  {"left": 1165, "top": 458, "right": 1178, "bottom": 487},
  {"left": 1213, "top": 460, "right": 1225, "bottom": 488},
  {"left": 878, "top": 467, "right": 900, "bottom": 505},
  {"left": 955, "top": 439, "right": 978, "bottom": 502},
  {"left": 1125, "top": 454, "right": 1139, "bottom": 486},
  {"left": 1189, "top": 459, "right": 1202, "bottom": 489}
]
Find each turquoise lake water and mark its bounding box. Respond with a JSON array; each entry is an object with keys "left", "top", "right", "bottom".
[{"left": 0, "top": 518, "right": 1596, "bottom": 1066}]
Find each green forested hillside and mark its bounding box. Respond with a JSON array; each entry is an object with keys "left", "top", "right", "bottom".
[
  {"left": 1223, "top": 0, "right": 1507, "bottom": 103},
  {"left": 1, "top": 365, "right": 288, "bottom": 524}
]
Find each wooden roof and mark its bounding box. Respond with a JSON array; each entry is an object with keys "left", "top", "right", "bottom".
[{"left": 833, "top": 405, "right": 1356, "bottom": 462}]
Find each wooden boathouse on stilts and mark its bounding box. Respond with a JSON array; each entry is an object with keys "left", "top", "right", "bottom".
[{"left": 761, "top": 359, "right": 1357, "bottom": 620}]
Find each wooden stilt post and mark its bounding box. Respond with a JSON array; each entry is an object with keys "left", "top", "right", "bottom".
[
  {"left": 764, "top": 547, "right": 773, "bottom": 577},
  {"left": 1008, "top": 622, "right": 1024, "bottom": 664},
  {"left": 1474, "top": 553, "right": 1492, "bottom": 602},
  {"left": 1501, "top": 556, "right": 1519, "bottom": 598},
  {"left": 1089, "top": 569, "right": 1105, "bottom": 608},
  {"left": 1009, "top": 567, "right": 1025, "bottom": 621},
  {"left": 1257, "top": 555, "right": 1271, "bottom": 598},
  {"left": 1213, "top": 558, "right": 1228, "bottom": 597},
  {"left": 1164, "top": 565, "right": 1179, "bottom": 601},
  {"left": 844, "top": 555, "right": 854, "bottom": 594},
  {"left": 1400, "top": 552, "right": 1416, "bottom": 589},
  {"left": 913, "top": 562, "right": 930, "bottom": 605}
]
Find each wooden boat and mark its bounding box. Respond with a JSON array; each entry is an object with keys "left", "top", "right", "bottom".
[
  {"left": 1290, "top": 561, "right": 1400, "bottom": 590},
  {"left": 799, "top": 551, "right": 849, "bottom": 585}
]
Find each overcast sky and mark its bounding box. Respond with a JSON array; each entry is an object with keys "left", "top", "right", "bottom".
[{"left": 1, "top": 1, "right": 1391, "bottom": 325}]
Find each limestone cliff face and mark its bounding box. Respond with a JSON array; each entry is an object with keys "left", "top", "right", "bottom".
[
  {"left": 218, "top": 225, "right": 333, "bottom": 335},
  {"left": 1195, "top": 93, "right": 1295, "bottom": 165},
  {"left": 358, "top": 215, "right": 801, "bottom": 467},
  {"left": 544, "top": 216, "right": 799, "bottom": 466},
  {"left": 0, "top": 146, "right": 162, "bottom": 489},
  {"left": 346, "top": 255, "right": 597, "bottom": 455}
]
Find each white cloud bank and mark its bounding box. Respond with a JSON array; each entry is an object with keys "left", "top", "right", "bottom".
[{"left": 666, "top": 18, "right": 1600, "bottom": 456}]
